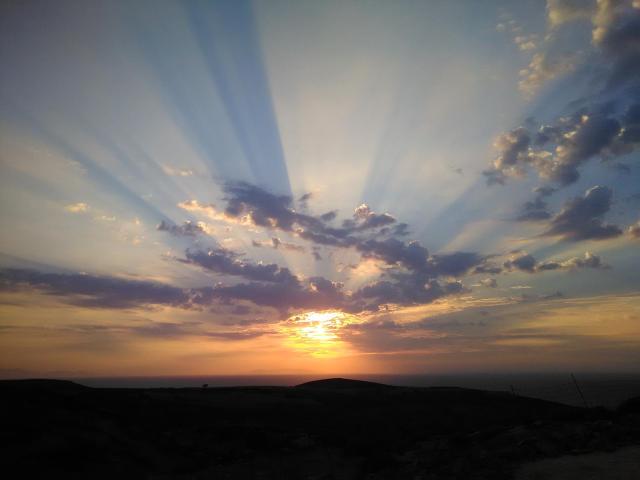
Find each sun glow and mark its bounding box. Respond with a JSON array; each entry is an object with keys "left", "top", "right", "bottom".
[{"left": 283, "top": 310, "right": 360, "bottom": 357}]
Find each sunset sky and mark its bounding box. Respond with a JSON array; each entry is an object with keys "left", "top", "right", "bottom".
[{"left": 1, "top": 0, "right": 639, "bottom": 378}]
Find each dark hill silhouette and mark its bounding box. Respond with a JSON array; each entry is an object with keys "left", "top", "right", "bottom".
[
  {"left": 1, "top": 377, "right": 639, "bottom": 479},
  {"left": 0, "top": 378, "right": 88, "bottom": 392},
  {"left": 296, "top": 377, "right": 393, "bottom": 389}
]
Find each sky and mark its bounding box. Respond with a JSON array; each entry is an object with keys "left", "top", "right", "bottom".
[{"left": 1, "top": 0, "right": 639, "bottom": 378}]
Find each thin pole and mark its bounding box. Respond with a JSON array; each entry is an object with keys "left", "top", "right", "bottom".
[{"left": 571, "top": 373, "right": 588, "bottom": 408}]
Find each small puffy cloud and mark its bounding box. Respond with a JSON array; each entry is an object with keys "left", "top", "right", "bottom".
[
  {"left": 543, "top": 185, "right": 623, "bottom": 241},
  {"left": 628, "top": 220, "right": 640, "bottom": 238},
  {"left": 491, "top": 127, "right": 531, "bottom": 175},
  {"left": 157, "top": 220, "right": 208, "bottom": 237},
  {"left": 65, "top": 202, "right": 89, "bottom": 213},
  {"left": 514, "top": 34, "right": 538, "bottom": 51}
]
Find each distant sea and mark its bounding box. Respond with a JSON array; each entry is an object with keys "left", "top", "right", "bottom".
[{"left": 71, "top": 373, "right": 640, "bottom": 409}]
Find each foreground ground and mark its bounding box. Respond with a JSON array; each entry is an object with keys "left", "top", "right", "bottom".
[{"left": 2, "top": 378, "right": 640, "bottom": 479}]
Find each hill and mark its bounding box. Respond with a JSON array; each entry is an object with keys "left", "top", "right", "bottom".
[
  {"left": 296, "top": 377, "right": 393, "bottom": 389},
  {"left": 1, "top": 378, "right": 639, "bottom": 479}
]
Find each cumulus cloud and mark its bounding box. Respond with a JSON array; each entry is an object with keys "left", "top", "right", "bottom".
[
  {"left": 543, "top": 185, "right": 623, "bottom": 240},
  {"left": 503, "top": 250, "right": 607, "bottom": 273},
  {"left": 485, "top": 1, "right": 640, "bottom": 187},
  {"left": 170, "top": 183, "right": 499, "bottom": 312}
]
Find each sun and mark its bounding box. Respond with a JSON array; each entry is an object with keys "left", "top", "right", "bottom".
[{"left": 282, "top": 310, "right": 359, "bottom": 357}]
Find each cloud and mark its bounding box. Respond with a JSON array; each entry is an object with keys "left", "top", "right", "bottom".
[
  {"left": 356, "top": 238, "right": 429, "bottom": 272},
  {"left": 174, "top": 183, "right": 495, "bottom": 312},
  {"left": 353, "top": 276, "right": 464, "bottom": 312},
  {"left": 157, "top": 220, "right": 208, "bottom": 237},
  {"left": 349, "top": 203, "right": 397, "bottom": 231},
  {"left": 182, "top": 248, "right": 300, "bottom": 285},
  {"left": 473, "top": 263, "right": 504, "bottom": 275},
  {"left": 202, "top": 278, "right": 346, "bottom": 315},
  {"left": 297, "top": 192, "right": 313, "bottom": 209},
  {"left": 65, "top": 202, "right": 89, "bottom": 213},
  {"left": 547, "top": 0, "right": 593, "bottom": 28},
  {"left": 519, "top": 51, "right": 578, "bottom": 98},
  {"left": 543, "top": 185, "right": 623, "bottom": 240},
  {"left": 490, "top": 127, "right": 531, "bottom": 177},
  {"left": 515, "top": 187, "right": 555, "bottom": 221},
  {"left": 628, "top": 220, "right": 640, "bottom": 238},
  {"left": 504, "top": 252, "right": 538, "bottom": 272},
  {"left": 480, "top": 278, "right": 498, "bottom": 288},
  {"left": 252, "top": 237, "right": 306, "bottom": 252},
  {"left": 0, "top": 268, "right": 191, "bottom": 309},
  {"left": 503, "top": 250, "right": 607, "bottom": 273},
  {"left": 537, "top": 251, "right": 607, "bottom": 270},
  {"left": 485, "top": 1, "right": 640, "bottom": 187}
]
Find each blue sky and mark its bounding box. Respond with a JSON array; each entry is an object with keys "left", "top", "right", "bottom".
[{"left": 1, "top": 0, "right": 639, "bottom": 377}]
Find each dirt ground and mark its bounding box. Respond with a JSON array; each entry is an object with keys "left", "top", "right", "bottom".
[{"left": 516, "top": 445, "right": 640, "bottom": 480}]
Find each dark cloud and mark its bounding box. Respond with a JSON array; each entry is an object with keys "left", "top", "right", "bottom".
[
  {"left": 473, "top": 263, "right": 504, "bottom": 275},
  {"left": 427, "top": 252, "right": 487, "bottom": 277},
  {"left": 356, "top": 238, "right": 429, "bottom": 272},
  {"left": 515, "top": 185, "right": 557, "bottom": 222},
  {"left": 297, "top": 192, "right": 313, "bottom": 209},
  {"left": 503, "top": 251, "right": 607, "bottom": 273},
  {"left": 353, "top": 275, "right": 464, "bottom": 312},
  {"left": 157, "top": 220, "right": 206, "bottom": 237},
  {"left": 543, "top": 185, "right": 623, "bottom": 241},
  {"left": 350, "top": 204, "right": 397, "bottom": 231},
  {"left": 537, "top": 251, "right": 607, "bottom": 270},
  {"left": 503, "top": 252, "right": 537, "bottom": 272},
  {"left": 597, "top": 7, "right": 640, "bottom": 88},
  {"left": 319, "top": 210, "right": 338, "bottom": 222},
  {"left": 205, "top": 280, "right": 345, "bottom": 315},
  {"left": 252, "top": 237, "right": 306, "bottom": 252},
  {"left": 173, "top": 183, "right": 497, "bottom": 312},
  {"left": 0, "top": 268, "right": 191, "bottom": 309},
  {"left": 182, "top": 248, "right": 299, "bottom": 285}
]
